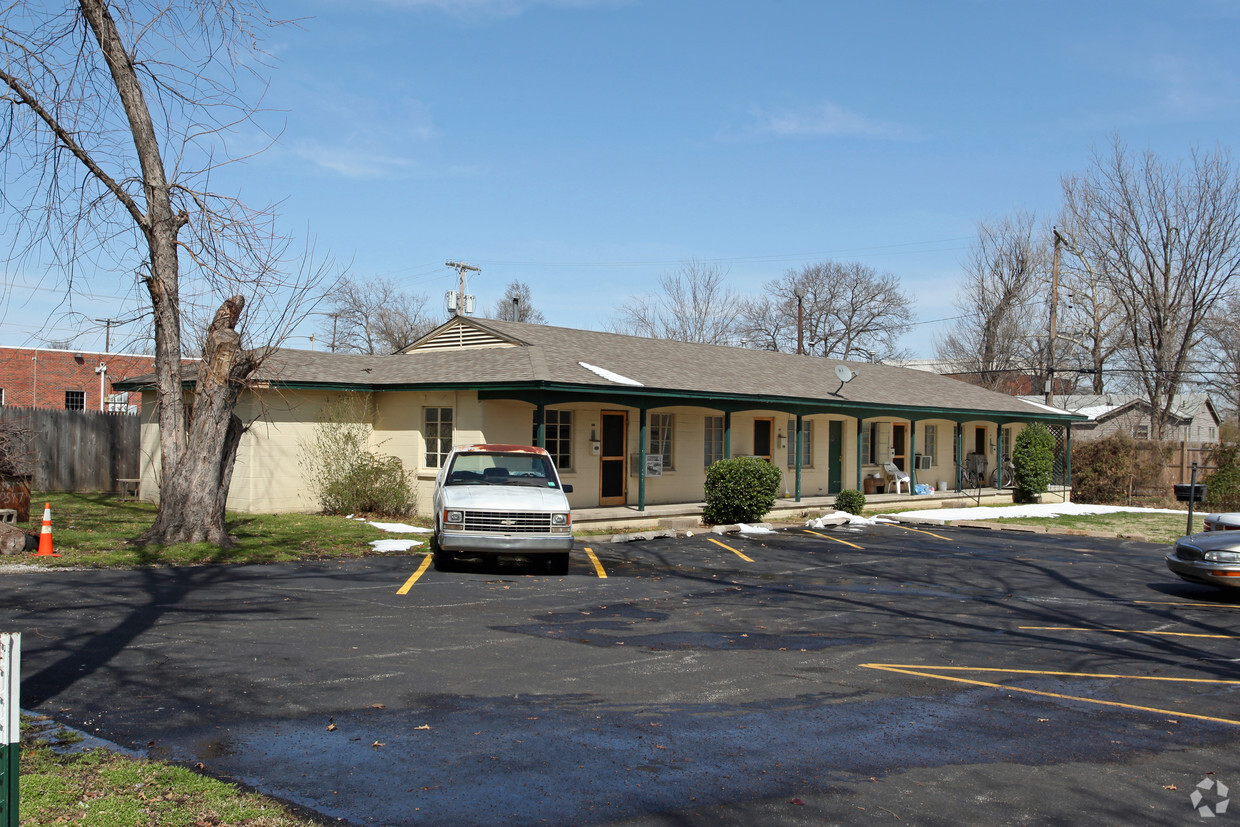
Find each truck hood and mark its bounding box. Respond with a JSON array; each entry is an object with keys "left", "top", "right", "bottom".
[{"left": 439, "top": 484, "right": 570, "bottom": 511}]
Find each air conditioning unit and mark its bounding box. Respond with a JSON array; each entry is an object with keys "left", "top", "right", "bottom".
[{"left": 915, "top": 455, "right": 933, "bottom": 471}]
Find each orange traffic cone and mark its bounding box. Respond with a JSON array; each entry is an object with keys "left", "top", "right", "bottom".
[{"left": 36, "top": 502, "right": 59, "bottom": 557}]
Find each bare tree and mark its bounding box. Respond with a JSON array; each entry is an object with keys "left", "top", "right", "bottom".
[
  {"left": 1201, "top": 294, "right": 1240, "bottom": 423},
  {"left": 1061, "top": 139, "right": 1240, "bottom": 437},
  {"left": 611, "top": 259, "right": 743, "bottom": 345},
  {"left": 0, "top": 1, "right": 330, "bottom": 546},
  {"left": 935, "top": 212, "right": 1049, "bottom": 392},
  {"left": 491, "top": 280, "right": 547, "bottom": 324},
  {"left": 742, "top": 261, "right": 913, "bottom": 360},
  {"left": 324, "top": 276, "right": 433, "bottom": 354}
]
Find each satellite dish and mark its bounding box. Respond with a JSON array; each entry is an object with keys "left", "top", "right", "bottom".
[{"left": 834, "top": 365, "right": 855, "bottom": 384}]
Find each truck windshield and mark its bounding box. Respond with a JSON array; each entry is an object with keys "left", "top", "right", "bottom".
[{"left": 445, "top": 452, "right": 560, "bottom": 488}]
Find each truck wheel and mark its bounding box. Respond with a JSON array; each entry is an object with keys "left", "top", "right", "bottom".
[
  {"left": 431, "top": 536, "right": 454, "bottom": 572},
  {"left": 545, "top": 553, "right": 569, "bottom": 576}
]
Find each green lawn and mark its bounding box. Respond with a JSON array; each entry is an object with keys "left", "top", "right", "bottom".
[
  {"left": 980, "top": 510, "right": 1202, "bottom": 544},
  {"left": 8, "top": 492, "right": 432, "bottom": 567}
]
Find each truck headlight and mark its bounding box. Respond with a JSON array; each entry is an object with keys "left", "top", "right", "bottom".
[
  {"left": 1204, "top": 549, "right": 1240, "bottom": 563},
  {"left": 444, "top": 509, "right": 464, "bottom": 526},
  {"left": 551, "top": 512, "right": 570, "bottom": 532}
]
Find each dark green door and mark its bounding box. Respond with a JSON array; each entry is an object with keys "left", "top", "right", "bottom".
[{"left": 828, "top": 420, "right": 843, "bottom": 494}]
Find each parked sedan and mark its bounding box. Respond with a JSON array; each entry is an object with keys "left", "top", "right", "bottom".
[
  {"left": 1166, "top": 531, "right": 1240, "bottom": 588},
  {"left": 1204, "top": 512, "right": 1240, "bottom": 531}
]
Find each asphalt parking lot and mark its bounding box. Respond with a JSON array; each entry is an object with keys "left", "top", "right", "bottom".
[{"left": 5, "top": 523, "right": 1240, "bottom": 825}]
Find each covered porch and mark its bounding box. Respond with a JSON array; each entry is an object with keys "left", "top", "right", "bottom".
[{"left": 572, "top": 484, "right": 1073, "bottom": 533}]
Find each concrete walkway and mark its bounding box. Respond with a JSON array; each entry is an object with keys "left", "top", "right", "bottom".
[{"left": 573, "top": 486, "right": 1072, "bottom": 532}]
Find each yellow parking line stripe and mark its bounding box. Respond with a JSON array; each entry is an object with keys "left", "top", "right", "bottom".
[
  {"left": 1019, "top": 625, "right": 1240, "bottom": 640},
  {"left": 802, "top": 530, "right": 864, "bottom": 549},
  {"left": 708, "top": 537, "right": 754, "bottom": 562},
  {"left": 888, "top": 524, "right": 953, "bottom": 541},
  {"left": 585, "top": 547, "right": 608, "bottom": 578},
  {"left": 861, "top": 663, "right": 1240, "bottom": 727},
  {"left": 397, "top": 554, "right": 433, "bottom": 594},
  {"left": 863, "top": 663, "right": 1240, "bottom": 685},
  {"left": 1136, "top": 601, "right": 1240, "bottom": 609}
]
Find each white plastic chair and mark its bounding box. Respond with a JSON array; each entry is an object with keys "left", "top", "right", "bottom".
[{"left": 882, "top": 462, "right": 911, "bottom": 494}]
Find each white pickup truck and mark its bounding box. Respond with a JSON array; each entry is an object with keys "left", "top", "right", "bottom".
[{"left": 431, "top": 443, "right": 574, "bottom": 574}]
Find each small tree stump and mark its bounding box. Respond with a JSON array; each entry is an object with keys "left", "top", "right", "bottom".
[{"left": 0, "top": 522, "right": 33, "bottom": 555}]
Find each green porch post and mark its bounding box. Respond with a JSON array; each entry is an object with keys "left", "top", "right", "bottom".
[
  {"left": 724, "top": 411, "right": 732, "bottom": 459},
  {"left": 638, "top": 408, "right": 647, "bottom": 512},
  {"left": 996, "top": 426, "right": 1004, "bottom": 490},
  {"left": 533, "top": 403, "right": 546, "bottom": 448},
  {"left": 908, "top": 419, "right": 918, "bottom": 489},
  {"left": 794, "top": 414, "right": 803, "bottom": 502},
  {"left": 955, "top": 422, "right": 963, "bottom": 492},
  {"left": 856, "top": 417, "right": 864, "bottom": 491}
]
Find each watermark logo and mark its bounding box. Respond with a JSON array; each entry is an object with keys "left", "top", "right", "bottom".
[{"left": 1191, "top": 777, "right": 1230, "bottom": 818}]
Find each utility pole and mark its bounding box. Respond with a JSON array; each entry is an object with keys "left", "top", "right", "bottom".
[
  {"left": 1045, "top": 228, "right": 1064, "bottom": 407},
  {"left": 444, "top": 261, "right": 480, "bottom": 316},
  {"left": 793, "top": 288, "right": 805, "bottom": 355},
  {"left": 94, "top": 316, "right": 141, "bottom": 353}
]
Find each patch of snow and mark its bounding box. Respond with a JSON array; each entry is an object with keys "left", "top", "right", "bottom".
[
  {"left": 367, "top": 521, "right": 432, "bottom": 534},
  {"left": 370, "top": 539, "right": 424, "bottom": 553},
  {"left": 579, "top": 361, "right": 643, "bottom": 386},
  {"left": 807, "top": 513, "right": 896, "bottom": 528},
  {"left": 890, "top": 502, "right": 1183, "bottom": 522},
  {"left": 736, "top": 523, "right": 775, "bottom": 534}
]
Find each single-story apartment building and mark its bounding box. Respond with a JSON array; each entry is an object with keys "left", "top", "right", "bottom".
[{"left": 119, "top": 317, "right": 1083, "bottom": 515}]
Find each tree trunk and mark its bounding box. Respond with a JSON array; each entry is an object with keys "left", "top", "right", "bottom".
[{"left": 140, "top": 296, "right": 258, "bottom": 548}]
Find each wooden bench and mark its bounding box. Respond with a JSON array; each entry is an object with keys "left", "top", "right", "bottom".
[{"left": 117, "top": 479, "right": 141, "bottom": 501}]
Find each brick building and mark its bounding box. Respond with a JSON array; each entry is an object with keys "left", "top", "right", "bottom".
[{"left": 0, "top": 346, "right": 160, "bottom": 412}]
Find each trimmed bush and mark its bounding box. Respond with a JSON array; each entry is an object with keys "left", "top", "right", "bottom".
[
  {"left": 1012, "top": 423, "right": 1054, "bottom": 503},
  {"left": 834, "top": 488, "right": 866, "bottom": 515},
  {"left": 301, "top": 394, "right": 415, "bottom": 517},
  {"left": 703, "top": 456, "right": 782, "bottom": 525},
  {"left": 1071, "top": 433, "right": 1168, "bottom": 505},
  {"left": 1202, "top": 441, "right": 1240, "bottom": 512}
]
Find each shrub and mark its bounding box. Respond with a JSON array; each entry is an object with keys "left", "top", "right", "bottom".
[
  {"left": 301, "top": 394, "right": 415, "bottom": 517},
  {"left": 703, "top": 456, "right": 782, "bottom": 525},
  {"left": 1202, "top": 441, "right": 1240, "bottom": 512},
  {"left": 1071, "top": 433, "right": 1169, "bottom": 505},
  {"left": 834, "top": 488, "right": 866, "bottom": 515},
  {"left": 1012, "top": 423, "right": 1055, "bottom": 503}
]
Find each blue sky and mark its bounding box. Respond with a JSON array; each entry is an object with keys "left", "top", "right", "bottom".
[{"left": 5, "top": 0, "right": 1240, "bottom": 356}]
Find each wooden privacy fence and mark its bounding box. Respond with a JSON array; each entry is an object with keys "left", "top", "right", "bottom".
[{"left": 0, "top": 406, "right": 139, "bottom": 493}]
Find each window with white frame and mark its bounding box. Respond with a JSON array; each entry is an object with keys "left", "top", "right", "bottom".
[
  {"left": 65, "top": 390, "right": 85, "bottom": 411},
  {"left": 704, "top": 415, "right": 724, "bottom": 467},
  {"left": 786, "top": 419, "right": 812, "bottom": 467},
  {"left": 861, "top": 421, "right": 877, "bottom": 465},
  {"left": 649, "top": 413, "right": 674, "bottom": 470},
  {"left": 424, "top": 407, "right": 453, "bottom": 467},
  {"left": 539, "top": 410, "right": 573, "bottom": 471},
  {"left": 924, "top": 424, "right": 938, "bottom": 466}
]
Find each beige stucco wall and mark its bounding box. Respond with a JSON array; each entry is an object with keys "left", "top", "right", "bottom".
[{"left": 133, "top": 386, "right": 1047, "bottom": 515}]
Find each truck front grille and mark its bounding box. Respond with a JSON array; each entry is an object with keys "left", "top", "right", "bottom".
[{"left": 463, "top": 510, "right": 552, "bottom": 533}]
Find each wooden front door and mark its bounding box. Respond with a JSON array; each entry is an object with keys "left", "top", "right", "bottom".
[
  {"left": 754, "top": 418, "right": 774, "bottom": 462},
  {"left": 599, "top": 411, "right": 627, "bottom": 506},
  {"left": 892, "top": 423, "right": 907, "bottom": 471}
]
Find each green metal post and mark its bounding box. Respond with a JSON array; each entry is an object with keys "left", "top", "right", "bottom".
[
  {"left": 723, "top": 411, "right": 731, "bottom": 459},
  {"left": 908, "top": 420, "right": 917, "bottom": 489},
  {"left": 955, "top": 422, "right": 963, "bottom": 492},
  {"left": 1, "top": 632, "right": 19, "bottom": 827}
]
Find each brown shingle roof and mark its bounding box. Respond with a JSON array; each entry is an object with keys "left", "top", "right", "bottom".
[{"left": 120, "top": 317, "right": 1080, "bottom": 421}]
